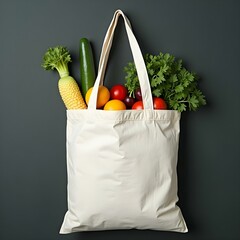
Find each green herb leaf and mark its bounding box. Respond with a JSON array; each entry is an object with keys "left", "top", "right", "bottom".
[
  {"left": 175, "top": 84, "right": 184, "bottom": 93},
  {"left": 42, "top": 46, "right": 71, "bottom": 78}
]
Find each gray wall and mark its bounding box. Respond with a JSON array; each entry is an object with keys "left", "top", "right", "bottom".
[{"left": 0, "top": 0, "right": 240, "bottom": 240}]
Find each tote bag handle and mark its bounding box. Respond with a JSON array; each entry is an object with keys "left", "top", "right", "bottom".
[
  {"left": 97, "top": 10, "right": 132, "bottom": 84},
  {"left": 88, "top": 10, "right": 153, "bottom": 110}
]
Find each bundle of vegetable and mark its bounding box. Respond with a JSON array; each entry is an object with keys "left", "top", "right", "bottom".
[
  {"left": 124, "top": 52, "right": 206, "bottom": 112},
  {"left": 42, "top": 46, "right": 87, "bottom": 110}
]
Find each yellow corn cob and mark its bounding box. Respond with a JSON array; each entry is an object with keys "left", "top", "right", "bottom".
[{"left": 58, "top": 75, "right": 87, "bottom": 110}]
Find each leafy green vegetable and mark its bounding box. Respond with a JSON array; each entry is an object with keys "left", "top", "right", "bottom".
[
  {"left": 124, "top": 52, "right": 206, "bottom": 112},
  {"left": 42, "top": 46, "right": 71, "bottom": 78}
]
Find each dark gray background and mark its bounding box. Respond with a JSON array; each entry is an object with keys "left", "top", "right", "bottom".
[{"left": 0, "top": 0, "right": 239, "bottom": 240}]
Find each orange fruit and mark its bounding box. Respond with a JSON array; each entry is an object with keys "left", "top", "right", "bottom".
[
  {"left": 104, "top": 100, "right": 126, "bottom": 110},
  {"left": 85, "top": 86, "right": 110, "bottom": 109}
]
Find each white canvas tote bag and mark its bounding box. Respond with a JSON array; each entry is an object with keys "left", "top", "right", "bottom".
[{"left": 60, "top": 9, "right": 188, "bottom": 234}]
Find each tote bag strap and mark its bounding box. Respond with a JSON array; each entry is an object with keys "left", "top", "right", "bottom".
[
  {"left": 97, "top": 10, "right": 132, "bottom": 84},
  {"left": 97, "top": 10, "right": 123, "bottom": 82},
  {"left": 88, "top": 10, "right": 153, "bottom": 110}
]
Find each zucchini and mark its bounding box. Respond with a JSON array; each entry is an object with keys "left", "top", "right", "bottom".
[{"left": 79, "top": 38, "right": 96, "bottom": 98}]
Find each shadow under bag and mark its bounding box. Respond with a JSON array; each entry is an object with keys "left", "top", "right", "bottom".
[{"left": 60, "top": 9, "right": 188, "bottom": 233}]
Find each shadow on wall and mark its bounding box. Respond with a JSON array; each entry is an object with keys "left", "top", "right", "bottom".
[{"left": 177, "top": 112, "right": 195, "bottom": 232}]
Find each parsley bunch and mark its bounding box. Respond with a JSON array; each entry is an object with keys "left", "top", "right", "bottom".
[{"left": 124, "top": 52, "right": 206, "bottom": 112}]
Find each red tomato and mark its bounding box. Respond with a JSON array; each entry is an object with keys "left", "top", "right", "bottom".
[
  {"left": 132, "top": 101, "right": 144, "bottom": 110},
  {"left": 110, "top": 84, "right": 128, "bottom": 101},
  {"left": 153, "top": 97, "right": 167, "bottom": 110}
]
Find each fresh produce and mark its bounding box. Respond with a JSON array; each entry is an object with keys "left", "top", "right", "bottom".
[
  {"left": 131, "top": 97, "right": 167, "bottom": 110},
  {"left": 104, "top": 99, "right": 126, "bottom": 110},
  {"left": 153, "top": 97, "right": 167, "bottom": 110},
  {"left": 110, "top": 84, "right": 128, "bottom": 101},
  {"left": 79, "top": 38, "right": 96, "bottom": 97},
  {"left": 135, "top": 88, "right": 142, "bottom": 101},
  {"left": 132, "top": 101, "right": 144, "bottom": 110},
  {"left": 42, "top": 46, "right": 86, "bottom": 110},
  {"left": 85, "top": 86, "right": 110, "bottom": 108},
  {"left": 124, "top": 96, "right": 135, "bottom": 109},
  {"left": 124, "top": 52, "right": 206, "bottom": 112}
]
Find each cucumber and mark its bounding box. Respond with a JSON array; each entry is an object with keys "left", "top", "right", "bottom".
[{"left": 79, "top": 38, "right": 96, "bottom": 98}]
